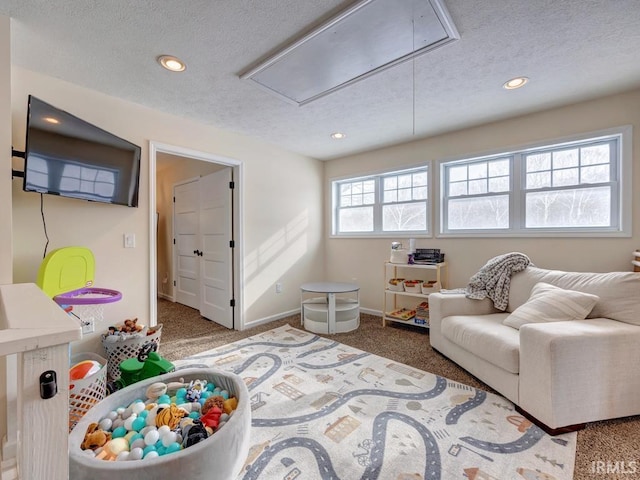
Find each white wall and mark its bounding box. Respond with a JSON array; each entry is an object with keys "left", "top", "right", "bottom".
[
  {"left": 10, "top": 67, "right": 324, "bottom": 353},
  {"left": 324, "top": 89, "right": 640, "bottom": 313},
  {"left": 0, "top": 14, "right": 12, "bottom": 454}
]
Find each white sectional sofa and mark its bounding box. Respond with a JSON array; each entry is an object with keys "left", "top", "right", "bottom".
[{"left": 428, "top": 266, "right": 640, "bottom": 432}]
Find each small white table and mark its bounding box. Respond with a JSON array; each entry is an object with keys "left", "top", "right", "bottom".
[{"left": 300, "top": 282, "right": 360, "bottom": 334}]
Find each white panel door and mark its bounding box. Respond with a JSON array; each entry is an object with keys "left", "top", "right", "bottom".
[
  {"left": 173, "top": 180, "right": 200, "bottom": 310},
  {"left": 199, "top": 169, "right": 233, "bottom": 328}
]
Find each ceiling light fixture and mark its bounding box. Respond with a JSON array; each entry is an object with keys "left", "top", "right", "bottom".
[
  {"left": 43, "top": 117, "right": 59, "bottom": 124},
  {"left": 503, "top": 76, "right": 529, "bottom": 90},
  {"left": 331, "top": 132, "right": 346, "bottom": 140},
  {"left": 157, "top": 55, "right": 186, "bottom": 72}
]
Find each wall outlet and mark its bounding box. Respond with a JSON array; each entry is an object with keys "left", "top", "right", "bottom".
[
  {"left": 81, "top": 318, "right": 95, "bottom": 335},
  {"left": 275, "top": 283, "right": 282, "bottom": 294}
]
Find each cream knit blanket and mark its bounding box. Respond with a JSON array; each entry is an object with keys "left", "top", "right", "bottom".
[{"left": 465, "top": 252, "right": 532, "bottom": 311}]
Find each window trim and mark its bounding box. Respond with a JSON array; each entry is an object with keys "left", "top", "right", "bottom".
[
  {"left": 331, "top": 165, "right": 433, "bottom": 238},
  {"left": 437, "top": 125, "right": 632, "bottom": 238}
]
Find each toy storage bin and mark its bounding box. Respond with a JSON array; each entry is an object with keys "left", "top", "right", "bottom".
[
  {"left": 69, "top": 352, "right": 107, "bottom": 432},
  {"left": 403, "top": 280, "right": 423, "bottom": 293},
  {"left": 101, "top": 324, "right": 163, "bottom": 381},
  {"left": 69, "top": 367, "right": 251, "bottom": 480}
]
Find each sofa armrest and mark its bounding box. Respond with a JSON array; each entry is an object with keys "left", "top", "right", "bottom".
[
  {"left": 429, "top": 293, "right": 498, "bottom": 350},
  {"left": 519, "top": 318, "right": 640, "bottom": 428}
]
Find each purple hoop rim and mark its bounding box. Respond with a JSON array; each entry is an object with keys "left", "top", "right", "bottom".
[{"left": 54, "top": 287, "right": 122, "bottom": 305}]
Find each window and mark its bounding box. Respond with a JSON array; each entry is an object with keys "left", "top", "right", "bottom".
[
  {"left": 333, "top": 167, "right": 429, "bottom": 236},
  {"left": 441, "top": 128, "right": 630, "bottom": 236}
]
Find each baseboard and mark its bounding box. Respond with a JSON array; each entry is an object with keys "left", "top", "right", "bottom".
[
  {"left": 243, "top": 307, "right": 381, "bottom": 330},
  {"left": 0, "top": 456, "right": 17, "bottom": 480},
  {"left": 243, "top": 308, "right": 301, "bottom": 330},
  {"left": 157, "top": 292, "right": 174, "bottom": 301}
]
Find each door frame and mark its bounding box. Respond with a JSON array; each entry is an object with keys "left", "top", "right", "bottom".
[{"left": 149, "top": 141, "right": 244, "bottom": 330}]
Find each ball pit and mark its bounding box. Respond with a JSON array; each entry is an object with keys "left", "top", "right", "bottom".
[{"left": 69, "top": 368, "right": 250, "bottom": 480}]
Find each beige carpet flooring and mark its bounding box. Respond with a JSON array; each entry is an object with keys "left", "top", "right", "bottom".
[{"left": 157, "top": 298, "right": 640, "bottom": 480}]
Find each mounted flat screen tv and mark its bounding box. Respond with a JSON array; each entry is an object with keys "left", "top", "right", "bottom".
[{"left": 23, "top": 95, "right": 141, "bottom": 207}]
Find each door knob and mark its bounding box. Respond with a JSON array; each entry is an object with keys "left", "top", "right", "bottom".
[{"left": 193, "top": 250, "right": 198, "bottom": 255}]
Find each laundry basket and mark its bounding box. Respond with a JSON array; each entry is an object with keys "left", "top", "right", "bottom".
[
  {"left": 101, "top": 325, "right": 163, "bottom": 381},
  {"left": 69, "top": 352, "right": 107, "bottom": 432}
]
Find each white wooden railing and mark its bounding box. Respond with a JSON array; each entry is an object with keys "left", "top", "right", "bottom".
[{"left": 0, "top": 284, "right": 81, "bottom": 480}]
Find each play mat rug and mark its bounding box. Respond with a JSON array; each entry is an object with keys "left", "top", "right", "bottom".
[{"left": 174, "top": 325, "right": 576, "bottom": 480}]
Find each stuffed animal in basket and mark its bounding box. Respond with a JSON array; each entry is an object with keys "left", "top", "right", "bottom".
[
  {"left": 81, "top": 422, "right": 112, "bottom": 450},
  {"left": 120, "top": 318, "right": 143, "bottom": 333}
]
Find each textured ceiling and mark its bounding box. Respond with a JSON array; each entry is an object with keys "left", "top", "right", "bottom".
[{"left": 2, "top": 0, "right": 640, "bottom": 160}]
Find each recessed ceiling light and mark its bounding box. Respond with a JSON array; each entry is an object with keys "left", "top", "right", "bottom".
[
  {"left": 157, "top": 55, "right": 186, "bottom": 72},
  {"left": 503, "top": 77, "right": 529, "bottom": 90},
  {"left": 43, "top": 117, "right": 59, "bottom": 124},
  {"left": 331, "top": 132, "right": 346, "bottom": 139}
]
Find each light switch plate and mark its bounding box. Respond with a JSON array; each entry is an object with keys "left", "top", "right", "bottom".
[{"left": 124, "top": 233, "right": 136, "bottom": 248}]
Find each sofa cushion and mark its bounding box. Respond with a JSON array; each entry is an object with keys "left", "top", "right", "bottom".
[
  {"left": 503, "top": 282, "right": 599, "bottom": 330},
  {"left": 508, "top": 267, "right": 640, "bottom": 325},
  {"left": 441, "top": 313, "right": 520, "bottom": 374}
]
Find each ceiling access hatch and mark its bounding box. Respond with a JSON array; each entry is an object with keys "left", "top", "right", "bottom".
[{"left": 240, "top": 0, "right": 459, "bottom": 106}]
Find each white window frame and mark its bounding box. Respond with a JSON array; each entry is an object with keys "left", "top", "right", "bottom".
[
  {"left": 331, "top": 165, "right": 431, "bottom": 238},
  {"left": 438, "top": 126, "right": 632, "bottom": 238}
]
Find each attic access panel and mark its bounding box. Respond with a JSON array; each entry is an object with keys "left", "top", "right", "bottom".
[{"left": 240, "top": 0, "right": 459, "bottom": 106}]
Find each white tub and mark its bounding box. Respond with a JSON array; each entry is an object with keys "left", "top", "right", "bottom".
[{"left": 68, "top": 368, "right": 251, "bottom": 480}]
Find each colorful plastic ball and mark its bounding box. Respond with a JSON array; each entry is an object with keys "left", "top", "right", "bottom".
[
  {"left": 143, "top": 451, "right": 159, "bottom": 460},
  {"left": 139, "top": 410, "right": 149, "bottom": 419},
  {"left": 129, "top": 447, "right": 144, "bottom": 461},
  {"left": 165, "top": 442, "right": 181, "bottom": 455},
  {"left": 158, "top": 394, "right": 171, "bottom": 405},
  {"left": 161, "top": 431, "right": 177, "bottom": 447},
  {"left": 112, "top": 426, "right": 127, "bottom": 439},
  {"left": 144, "top": 429, "right": 159, "bottom": 446},
  {"left": 130, "top": 438, "right": 146, "bottom": 450},
  {"left": 115, "top": 451, "right": 130, "bottom": 462},
  {"left": 132, "top": 417, "right": 146, "bottom": 432},
  {"left": 219, "top": 390, "right": 229, "bottom": 400},
  {"left": 131, "top": 401, "right": 146, "bottom": 415},
  {"left": 176, "top": 388, "right": 187, "bottom": 398},
  {"left": 98, "top": 418, "right": 112, "bottom": 431},
  {"left": 69, "top": 360, "right": 101, "bottom": 381},
  {"left": 124, "top": 415, "right": 137, "bottom": 431},
  {"left": 189, "top": 411, "right": 200, "bottom": 420}
]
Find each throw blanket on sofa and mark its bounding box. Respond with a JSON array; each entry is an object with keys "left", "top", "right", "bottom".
[{"left": 466, "top": 252, "right": 532, "bottom": 311}]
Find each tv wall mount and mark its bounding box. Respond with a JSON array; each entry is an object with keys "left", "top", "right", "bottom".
[{"left": 11, "top": 148, "right": 25, "bottom": 178}]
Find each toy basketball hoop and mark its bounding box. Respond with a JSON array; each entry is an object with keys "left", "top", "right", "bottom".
[
  {"left": 37, "top": 247, "right": 122, "bottom": 327},
  {"left": 54, "top": 287, "right": 122, "bottom": 324}
]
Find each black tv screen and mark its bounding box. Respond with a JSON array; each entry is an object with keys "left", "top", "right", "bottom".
[{"left": 23, "top": 95, "right": 141, "bottom": 207}]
